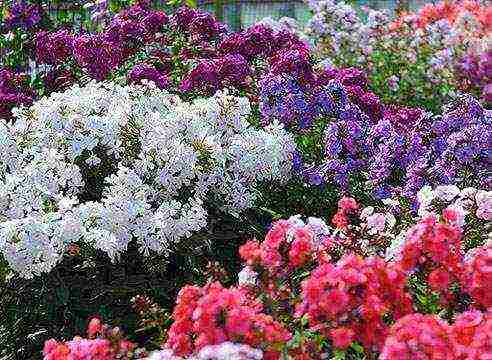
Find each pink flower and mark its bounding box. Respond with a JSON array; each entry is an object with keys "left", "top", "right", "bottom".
[
  {"left": 87, "top": 318, "right": 102, "bottom": 338},
  {"left": 338, "top": 196, "right": 359, "bottom": 213},
  {"left": 330, "top": 327, "right": 355, "bottom": 349}
]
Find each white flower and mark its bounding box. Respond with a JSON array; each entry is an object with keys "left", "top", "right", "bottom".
[
  {"left": 366, "top": 213, "right": 386, "bottom": 235},
  {"left": 434, "top": 185, "right": 460, "bottom": 202},
  {"left": 238, "top": 266, "right": 257, "bottom": 287},
  {"left": 417, "top": 186, "right": 435, "bottom": 216},
  {"left": 0, "top": 83, "right": 295, "bottom": 278},
  {"left": 360, "top": 206, "right": 374, "bottom": 219}
]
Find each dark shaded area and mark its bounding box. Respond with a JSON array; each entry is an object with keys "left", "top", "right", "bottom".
[{"left": 0, "top": 207, "right": 254, "bottom": 359}]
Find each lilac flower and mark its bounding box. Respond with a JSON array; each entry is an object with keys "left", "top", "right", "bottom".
[{"left": 259, "top": 74, "right": 317, "bottom": 129}]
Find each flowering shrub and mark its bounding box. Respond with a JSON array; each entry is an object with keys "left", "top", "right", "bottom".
[
  {"left": 0, "top": 81, "right": 295, "bottom": 278},
  {"left": 43, "top": 318, "right": 140, "bottom": 359},
  {"left": 306, "top": 0, "right": 491, "bottom": 111},
  {"left": 379, "top": 313, "right": 455, "bottom": 359},
  {"left": 44, "top": 198, "right": 491, "bottom": 358},
  {"left": 266, "top": 67, "right": 491, "bottom": 201},
  {"left": 1, "top": 1, "right": 490, "bottom": 358}
]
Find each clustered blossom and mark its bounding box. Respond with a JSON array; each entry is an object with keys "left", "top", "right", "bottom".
[
  {"left": 239, "top": 215, "right": 331, "bottom": 273},
  {"left": 379, "top": 313, "right": 455, "bottom": 359},
  {"left": 381, "top": 310, "right": 492, "bottom": 359},
  {"left": 297, "top": 253, "right": 412, "bottom": 351},
  {"left": 128, "top": 63, "right": 170, "bottom": 89},
  {"left": 43, "top": 318, "right": 137, "bottom": 359},
  {"left": 457, "top": 49, "right": 492, "bottom": 104},
  {"left": 148, "top": 343, "right": 262, "bottom": 360},
  {"left": 35, "top": 30, "right": 74, "bottom": 66},
  {"left": 282, "top": 74, "right": 491, "bottom": 201},
  {"left": 451, "top": 309, "right": 492, "bottom": 359},
  {"left": 172, "top": 6, "right": 225, "bottom": 42},
  {"left": 28, "top": 1, "right": 169, "bottom": 82},
  {"left": 395, "top": 216, "right": 463, "bottom": 300},
  {"left": 307, "top": 0, "right": 490, "bottom": 111},
  {"left": 3, "top": 0, "right": 43, "bottom": 31},
  {"left": 462, "top": 243, "right": 492, "bottom": 309},
  {"left": 0, "top": 68, "right": 35, "bottom": 120},
  {"left": 165, "top": 282, "right": 290, "bottom": 358},
  {"left": 43, "top": 196, "right": 492, "bottom": 358},
  {"left": 0, "top": 82, "right": 295, "bottom": 278},
  {"left": 416, "top": 185, "right": 492, "bottom": 225},
  {"left": 179, "top": 54, "right": 251, "bottom": 95}
]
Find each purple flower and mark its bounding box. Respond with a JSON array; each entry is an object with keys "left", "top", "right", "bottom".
[
  {"left": 172, "top": 7, "right": 224, "bottom": 41},
  {"left": 4, "top": 1, "right": 42, "bottom": 31},
  {"left": 179, "top": 61, "right": 219, "bottom": 95},
  {"left": 0, "top": 68, "right": 35, "bottom": 120},
  {"left": 259, "top": 73, "right": 317, "bottom": 129},
  {"left": 73, "top": 34, "right": 123, "bottom": 81},
  {"left": 128, "top": 64, "right": 169, "bottom": 89},
  {"left": 35, "top": 30, "right": 74, "bottom": 65},
  {"left": 270, "top": 48, "right": 314, "bottom": 85},
  {"left": 215, "top": 54, "right": 251, "bottom": 88}
]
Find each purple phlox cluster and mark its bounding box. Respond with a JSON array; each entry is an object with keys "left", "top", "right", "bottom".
[
  {"left": 128, "top": 63, "right": 170, "bottom": 89},
  {"left": 318, "top": 96, "right": 371, "bottom": 189},
  {"left": 3, "top": 1, "right": 43, "bottom": 31},
  {"left": 0, "top": 68, "right": 35, "bottom": 120},
  {"left": 426, "top": 95, "right": 491, "bottom": 190},
  {"left": 218, "top": 24, "right": 275, "bottom": 60},
  {"left": 259, "top": 74, "right": 317, "bottom": 129},
  {"left": 259, "top": 67, "right": 378, "bottom": 131},
  {"left": 104, "top": 3, "right": 168, "bottom": 58},
  {"left": 218, "top": 23, "right": 309, "bottom": 61},
  {"left": 35, "top": 30, "right": 74, "bottom": 66},
  {"left": 179, "top": 54, "right": 251, "bottom": 95},
  {"left": 457, "top": 49, "right": 492, "bottom": 103},
  {"left": 264, "top": 67, "right": 490, "bottom": 201},
  {"left": 73, "top": 34, "right": 124, "bottom": 81},
  {"left": 34, "top": 3, "right": 169, "bottom": 81},
  {"left": 270, "top": 48, "right": 314, "bottom": 85},
  {"left": 172, "top": 6, "right": 225, "bottom": 42},
  {"left": 317, "top": 66, "right": 383, "bottom": 121}
]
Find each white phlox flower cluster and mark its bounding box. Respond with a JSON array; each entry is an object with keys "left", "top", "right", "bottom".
[
  {"left": 147, "top": 342, "right": 263, "bottom": 360},
  {"left": 0, "top": 82, "right": 295, "bottom": 278}
]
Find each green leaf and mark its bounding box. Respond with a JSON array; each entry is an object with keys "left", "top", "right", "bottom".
[
  {"left": 333, "top": 349, "right": 346, "bottom": 360},
  {"left": 351, "top": 342, "right": 365, "bottom": 354}
]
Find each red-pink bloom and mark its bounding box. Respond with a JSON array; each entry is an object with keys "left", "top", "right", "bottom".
[
  {"left": 165, "top": 282, "right": 291, "bottom": 357},
  {"left": 297, "top": 253, "right": 412, "bottom": 351},
  {"left": 288, "top": 228, "right": 314, "bottom": 268},
  {"left": 87, "top": 318, "right": 102, "bottom": 338},
  {"left": 338, "top": 196, "right": 359, "bottom": 213},
  {"left": 332, "top": 211, "right": 349, "bottom": 229},
  {"left": 397, "top": 216, "right": 463, "bottom": 301},
  {"left": 428, "top": 267, "right": 451, "bottom": 292},
  {"left": 380, "top": 314, "right": 455, "bottom": 360},
  {"left": 330, "top": 327, "right": 355, "bottom": 349},
  {"left": 461, "top": 243, "right": 492, "bottom": 308}
]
